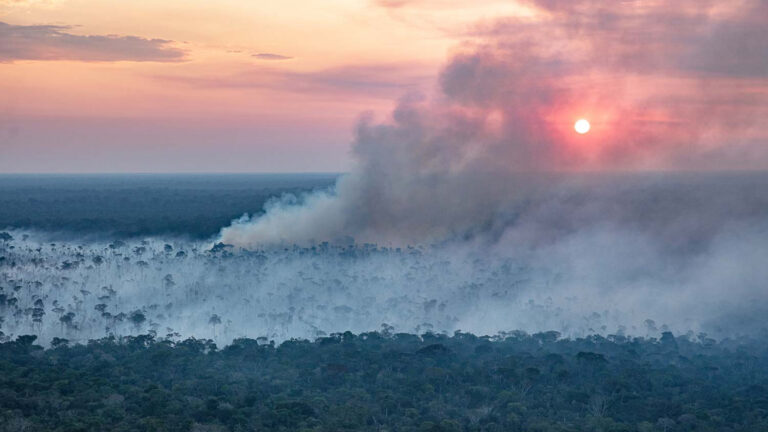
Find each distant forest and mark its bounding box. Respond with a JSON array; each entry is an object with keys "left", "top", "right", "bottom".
[
  {"left": 0, "top": 174, "right": 337, "bottom": 239},
  {"left": 1, "top": 331, "right": 767, "bottom": 431}
]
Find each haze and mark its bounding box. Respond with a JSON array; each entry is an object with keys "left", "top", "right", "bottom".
[{"left": 2, "top": 0, "right": 767, "bottom": 173}]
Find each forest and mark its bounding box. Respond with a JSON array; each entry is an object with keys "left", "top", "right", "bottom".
[
  {"left": 0, "top": 174, "right": 335, "bottom": 239},
  {"left": 1, "top": 330, "right": 767, "bottom": 432},
  {"left": 2, "top": 174, "right": 768, "bottom": 432}
]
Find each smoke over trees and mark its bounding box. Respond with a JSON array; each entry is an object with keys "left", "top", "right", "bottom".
[{"left": 220, "top": 0, "right": 768, "bottom": 248}]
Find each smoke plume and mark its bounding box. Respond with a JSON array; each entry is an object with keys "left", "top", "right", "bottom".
[
  {"left": 210, "top": 1, "right": 768, "bottom": 340},
  {"left": 220, "top": 0, "right": 768, "bottom": 248}
]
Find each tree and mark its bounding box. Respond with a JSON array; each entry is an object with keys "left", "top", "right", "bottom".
[
  {"left": 657, "top": 418, "right": 675, "bottom": 432},
  {"left": 32, "top": 304, "right": 45, "bottom": 328},
  {"left": 129, "top": 310, "right": 147, "bottom": 331},
  {"left": 15, "top": 334, "right": 37, "bottom": 347},
  {"left": 588, "top": 394, "right": 609, "bottom": 418},
  {"left": 51, "top": 337, "right": 69, "bottom": 348},
  {"left": 209, "top": 314, "right": 222, "bottom": 339},
  {"left": 60, "top": 312, "right": 76, "bottom": 333}
]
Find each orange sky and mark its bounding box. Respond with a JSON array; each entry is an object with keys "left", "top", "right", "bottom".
[
  {"left": 1, "top": 0, "right": 766, "bottom": 172},
  {"left": 0, "top": 0, "right": 534, "bottom": 172}
]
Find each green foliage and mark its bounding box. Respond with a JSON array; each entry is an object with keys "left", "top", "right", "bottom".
[{"left": 0, "top": 331, "right": 767, "bottom": 431}]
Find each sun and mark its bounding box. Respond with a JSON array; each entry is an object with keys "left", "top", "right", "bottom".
[{"left": 574, "top": 119, "right": 591, "bottom": 134}]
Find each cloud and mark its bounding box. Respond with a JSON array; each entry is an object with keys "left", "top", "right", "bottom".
[
  {"left": 293, "top": 64, "right": 431, "bottom": 92},
  {"left": 374, "top": 0, "right": 413, "bottom": 8},
  {"left": 0, "top": 0, "right": 61, "bottom": 6},
  {"left": 156, "top": 63, "right": 434, "bottom": 98},
  {"left": 502, "top": 0, "right": 768, "bottom": 78},
  {"left": 372, "top": 0, "right": 509, "bottom": 10},
  {"left": 0, "top": 21, "right": 186, "bottom": 62},
  {"left": 252, "top": 52, "right": 292, "bottom": 60}
]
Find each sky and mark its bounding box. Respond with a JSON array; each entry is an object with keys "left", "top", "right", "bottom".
[{"left": 1, "top": 0, "right": 767, "bottom": 173}]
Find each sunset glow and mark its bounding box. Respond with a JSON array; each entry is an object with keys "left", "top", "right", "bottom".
[
  {"left": 0, "top": 0, "right": 767, "bottom": 172},
  {"left": 574, "top": 119, "right": 591, "bottom": 135}
]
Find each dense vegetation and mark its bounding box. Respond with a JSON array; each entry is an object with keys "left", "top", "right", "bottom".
[
  {"left": 0, "top": 174, "right": 336, "bottom": 239},
  {"left": 1, "top": 331, "right": 767, "bottom": 432},
  {"left": 3, "top": 174, "right": 768, "bottom": 431}
]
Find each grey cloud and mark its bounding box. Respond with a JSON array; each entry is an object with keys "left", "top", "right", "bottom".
[
  {"left": 156, "top": 63, "right": 434, "bottom": 97},
  {"left": 252, "top": 53, "right": 292, "bottom": 60},
  {"left": 373, "top": 0, "right": 506, "bottom": 10},
  {"left": 0, "top": 21, "right": 185, "bottom": 62},
  {"left": 296, "top": 64, "right": 431, "bottom": 91},
  {"left": 681, "top": 14, "right": 768, "bottom": 77},
  {"left": 504, "top": 0, "right": 768, "bottom": 78}
]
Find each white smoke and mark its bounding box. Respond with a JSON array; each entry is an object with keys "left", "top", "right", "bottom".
[
  {"left": 3, "top": 191, "right": 768, "bottom": 347},
  {"left": 210, "top": 2, "right": 768, "bottom": 341},
  {"left": 5, "top": 1, "right": 768, "bottom": 345},
  {"left": 220, "top": 1, "right": 768, "bottom": 248}
]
